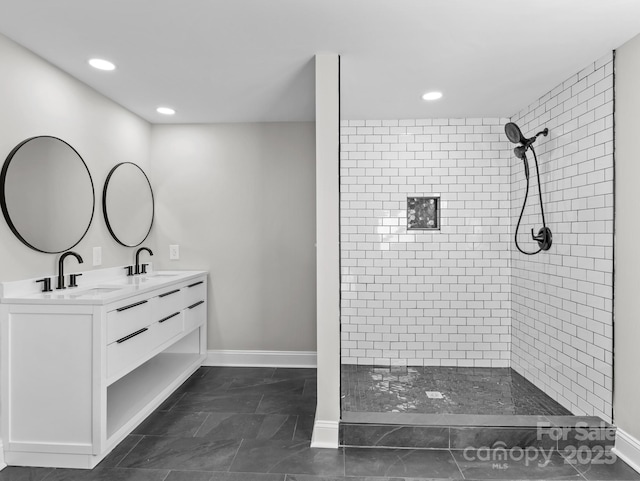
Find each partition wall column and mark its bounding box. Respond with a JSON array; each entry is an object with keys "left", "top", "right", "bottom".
[{"left": 311, "top": 53, "right": 340, "bottom": 448}]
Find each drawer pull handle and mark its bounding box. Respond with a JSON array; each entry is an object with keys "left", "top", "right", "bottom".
[
  {"left": 159, "top": 312, "right": 180, "bottom": 323},
  {"left": 187, "top": 281, "right": 204, "bottom": 288},
  {"left": 158, "top": 289, "right": 180, "bottom": 298},
  {"left": 188, "top": 300, "right": 205, "bottom": 309},
  {"left": 116, "top": 328, "right": 148, "bottom": 344},
  {"left": 116, "top": 300, "right": 148, "bottom": 312}
]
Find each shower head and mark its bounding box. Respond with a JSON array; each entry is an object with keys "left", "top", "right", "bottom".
[
  {"left": 505, "top": 122, "right": 527, "bottom": 145},
  {"left": 505, "top": 122, "right": 550, "bottom": 147},
  {"left": 514, "top": 145, "right": 527, "bottom": 160}
]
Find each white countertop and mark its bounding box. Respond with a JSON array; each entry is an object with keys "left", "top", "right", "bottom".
[{"left": 0, "top": 267, "right": 207, "bottom": 305}]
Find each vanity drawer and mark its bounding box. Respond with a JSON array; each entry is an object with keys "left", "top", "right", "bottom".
[
  {"left": 184, "top": 299, "right": 206, "bottom": 332},
  {"left": 107, "top": 299, "right": 151, "bottom": 344},
  {"left": 107, "top": 323, "right": 155, "bottom": 379},
  {"left": 154, "top": 311, "right": 184, "bottom": 348},
  {"left": 183, "top": 279, "right": 206, "bottom": 307},
  {"left": 153, "top": 287, "right": 184, "bottom": 321}
]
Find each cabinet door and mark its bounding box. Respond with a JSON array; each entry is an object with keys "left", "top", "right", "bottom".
[{"left": 4, "top": 308, "right": 95, "bottom": 451}]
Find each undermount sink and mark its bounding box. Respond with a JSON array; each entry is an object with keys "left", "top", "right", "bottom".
[
  {"left": 144, "top": 272, "right": 179, "bottom": 277},
  {"left": 68, "top": 287, "right": 123, "bottom": 298}
]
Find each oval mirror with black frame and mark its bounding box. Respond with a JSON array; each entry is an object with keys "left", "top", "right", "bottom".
[
  {"left": 0, "top": 136, "right": 95, "bottom": 254},
  {"left": 102, "top": 162, "right": 154, "bottom": 247}
]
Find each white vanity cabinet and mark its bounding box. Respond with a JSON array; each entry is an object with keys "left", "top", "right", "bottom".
[{"left": 0, "top": 271, "right": 207, "bottom": 469}]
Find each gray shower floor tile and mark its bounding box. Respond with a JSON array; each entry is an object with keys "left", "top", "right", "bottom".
[{"left": 341, "top": 365, "right": 572, "bottom": 416}]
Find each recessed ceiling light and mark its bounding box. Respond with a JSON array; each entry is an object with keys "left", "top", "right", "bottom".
[
  {"left": 156, "top": 107, "right": 176, "bottom": 115},
  {"left": 422, "top": 91, "right": 443, "bottom": 101},
  {"left": 88, "top": 58, "right": 116, "bottom": 71}
]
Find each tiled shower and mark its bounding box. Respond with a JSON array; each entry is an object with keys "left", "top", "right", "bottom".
[{"left": 340, "top": 53, "right": 614, "bottom": 422}]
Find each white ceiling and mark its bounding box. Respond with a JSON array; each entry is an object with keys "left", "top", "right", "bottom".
[{"left": 1, "top": 0, "right": 640, "bottom": 124}]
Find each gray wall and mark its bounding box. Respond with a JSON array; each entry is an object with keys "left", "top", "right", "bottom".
[
  {"left": 0, "top": 33, "right": 152, "bottom": 282},
  {"left": 614, "top": 32, "right": 640, "bottom": 442},
  {"left": 0, "top": 32, "right": 317, "bottom": 355},
  {"left": 150, "top": 123, "right": 317, "bottom": 351}
]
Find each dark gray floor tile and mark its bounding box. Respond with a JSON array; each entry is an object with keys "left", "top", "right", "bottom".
[
  {"left": 206, "top": 367, "right": 276, "bottom": 381},
  {"left": 557, "top": 427, "right": 616, "bottom": 450},
  {"left": 164, "top": 472, "right": 214, "bottom": 481},
  {"left": 209, "top": 473, "right": 286, "bottom": 481},
  {"left": 227, "top": 378, "right": 305, "bottom": 396},
  {"left": 133, "top": 411, "right": 209, "bottom": 437},
  {"left": 157, "top": 390, "right": 186, "bottom": 411},
  {"left": 256, "top": 415, "right": 298, "bottom": 440},
  {"left": 97, "top": 435, "right": 143, "bottom": 468},
  {"left": 257, "top": 392, "right": 316, "bottom": 415},
  {"left": 548, "top": 416, "right": 613, "bottom": 428},
  {"left": 341, "top": 424, "right": 449, "bottom": 449},
  {"left": 451, "top": 449, "right": 581, "bottom": 480},
  {"left": 165, "top": 472, "right": 285, "bottom": 481},
  {"left": 230, "top": 439, "right": 344, "bottom": 476},
  {"left": 273, "top": 368, "right": 317, "bottom": 380},
  {"left": 450, "top": 427, "right": 555, "bottom": 450},
  {"left": 118, "top": 435, "right": 241, "bottom": 471},
  {"left": 175, "top": 374, "right": 231, "bottom": 395},
  {"left": 572, "top": 453, "right": 640, "bottom": 480},
  {"left": 293, "top": 415, "right": 316, "bottom": 442},
  {"left": 302, "top": 380, "right": 317, "bottom": 398},
  {"left": 172, "top": 392, "right": 263, "bottom": 413},
  {"left": 0, "top": 467, "right": 53, "bottom": 481},
  {"left": 43, "top": 468, "right": 169, "bottom": 481},
  {"left": 344, "top": 447, "right": 462, "bottom": 478},
  {"left": 195, "top": 413, "right": 296, "bottom": 440},
  {"left": 285, "top": 476, "right": 438, "bottom": 481}
]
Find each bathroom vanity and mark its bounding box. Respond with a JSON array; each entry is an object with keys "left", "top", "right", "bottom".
[{"left": 0, "top": 268, "right": 207, "bottom": 468}]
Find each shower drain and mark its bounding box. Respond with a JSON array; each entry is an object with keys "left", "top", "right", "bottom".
[{"left": 425, "top": 391, "right": 444, "bottom": 399}]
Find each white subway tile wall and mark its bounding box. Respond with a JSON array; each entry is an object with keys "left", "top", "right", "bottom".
[
  {"left": 509, "top": 53, "right": 614, "bottom": 421},
  {"left": 340, "top": 117, "right": 513, "bottom": 368}
]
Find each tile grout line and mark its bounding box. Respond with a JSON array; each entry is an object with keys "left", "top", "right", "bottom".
[
  {"left": 556, "top": 447, "right": 589, "bottom": 481},
  {"left": 449, "top": 448, "right": 467, "bottom": 480},
  {"left": 226, "top": 438, "right": 244, "bottom": 474},
  {"left": 342, "top": 444, "right": 347, "bottom": 477},
  {"left": 291, "top": 414, "right": 300, "bottom": 441},
  {"left": 192, "top": 412, "right": 212, "bottom": 438},
  {"left": 113, "top": 434, "right": 145, "bottom": 468},
  {"left": 254, "top": 393, "right": 266, "bottom": 414}
]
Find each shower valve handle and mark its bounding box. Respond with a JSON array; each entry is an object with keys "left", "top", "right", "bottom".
[{"left": 531, "top": 227, "right": 553, "bottom": 251}]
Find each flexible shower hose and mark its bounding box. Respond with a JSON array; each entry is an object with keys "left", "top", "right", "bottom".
[{"left": 514, "top": 146, "right": 548, "bottom": 255}]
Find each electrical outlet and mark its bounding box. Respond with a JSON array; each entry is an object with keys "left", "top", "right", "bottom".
[
  {"left": 93, "top": 246, "right": 102, "bottom": 266},
  {"left": 169, "top": 244, "right": 180, "bottom": 260}
]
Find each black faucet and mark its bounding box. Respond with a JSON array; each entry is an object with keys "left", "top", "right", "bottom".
[
  {"left": 134, "top": 247, "right": 153, "bottom": 275},
  {"left": 57, "top": 251, "right": 83, "bottom": 289}
]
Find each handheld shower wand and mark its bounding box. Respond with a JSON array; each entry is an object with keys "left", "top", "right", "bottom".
[{"left": 505, "top": 122, "right": 552, "bottom": 255}]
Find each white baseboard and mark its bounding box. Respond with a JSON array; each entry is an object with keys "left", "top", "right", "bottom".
[
  {"left": 204, "top": 350, "right": 317, "bottom": 368},
  {"left": 613, "top": 428, "right": 640, "bottom": 474},
  {"left": 0, "top": 439, "right": 6, "bottom": 471},
  {"left": 310, "top": 419, "right": 339, "bottom": 449}
]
